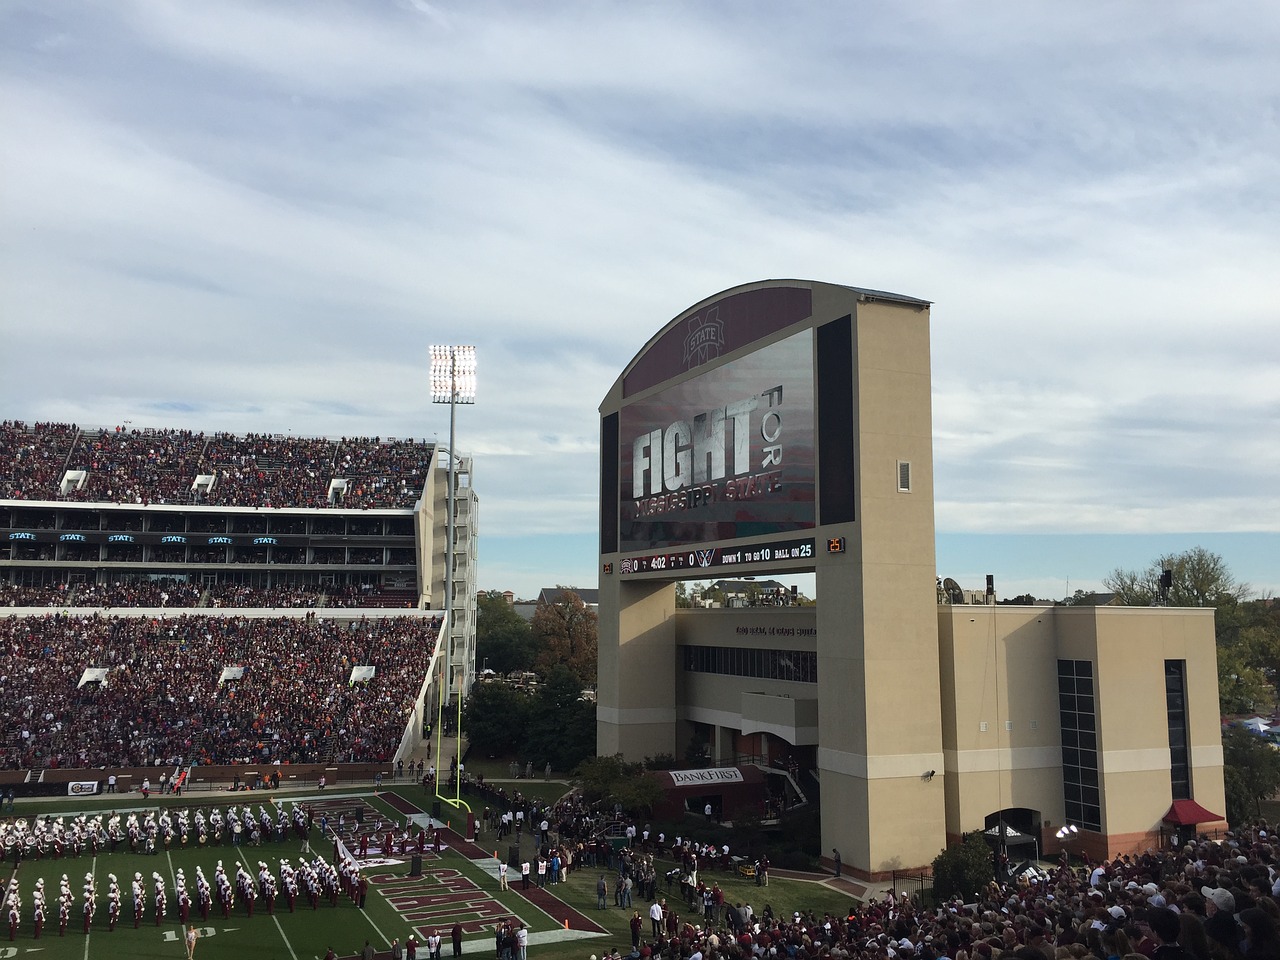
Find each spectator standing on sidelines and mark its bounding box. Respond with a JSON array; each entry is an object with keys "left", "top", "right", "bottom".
[{"left": 650, "top": 899, "right": 664, "bottom": 938}]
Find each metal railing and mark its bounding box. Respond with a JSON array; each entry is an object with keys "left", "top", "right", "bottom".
[{"left": 891, "top": 869, "right": 935, "bottom": 907}]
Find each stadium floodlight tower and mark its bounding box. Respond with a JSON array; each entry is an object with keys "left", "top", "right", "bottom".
[{"left": 430, "top": 343, "right": 476, "bottom": 813}]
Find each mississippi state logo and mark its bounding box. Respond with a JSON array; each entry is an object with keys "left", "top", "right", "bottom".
[{"left": 682, "top": 307, "right": 724, "bottom": 369}]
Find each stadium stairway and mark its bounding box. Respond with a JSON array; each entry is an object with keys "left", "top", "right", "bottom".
[{"left": 320, "top": 733, "right": 339, "bottom": 763}]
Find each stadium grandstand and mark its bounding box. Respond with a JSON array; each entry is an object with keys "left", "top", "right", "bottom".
[{"left": 0, "top": 420, "right": 478, "bottom": 793}]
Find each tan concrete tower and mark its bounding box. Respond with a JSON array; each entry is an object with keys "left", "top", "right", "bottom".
[{"left": 598, "top": 280, "right": 946, "bottom": 878}]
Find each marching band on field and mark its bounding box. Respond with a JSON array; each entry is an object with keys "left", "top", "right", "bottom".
[
  {"left": 1, "top": 801, "right": 385, "bottom": 941},
  {"left": 1, "top": 800, "right": 314, "bottom": 862}
]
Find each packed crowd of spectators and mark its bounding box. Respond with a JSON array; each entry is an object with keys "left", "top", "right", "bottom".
[
  {"left": 0, "top": 420, "right": 78, "bottom": 500},
  {"left": 69, "top": 578, "right": 204, "bottom": 607},
  {"left": 205, "top": 583, "right": 326, "bottom": 608},
  {"left": 456, "top": 787, "right": 1278, "bottom": 960},
  {"left": 0, "top": 611, "right": 440, "bottom": 769},
  {"left": 63, "top": 427, "right": 206, "bottom": 504},
  {"left": 0, "top": 582, "right": 73, "bottom": 606},
  {"left": 333, "top": 437, "right": 438, "bottom": 509},
  {"left": 581, "top": 825, "right": 1280, "bottom": 960},
  {"left": 0, "top": 579, "right": 418, "bottom": 609},
  {"left": 201, "top": 432, "right": 338, "bottom": 509},
  {"left": 324, "top": 585, "right": 399, "bottom": 609},
  {"left": 0, "top": 422, "right": 435, "bottom": 509}
]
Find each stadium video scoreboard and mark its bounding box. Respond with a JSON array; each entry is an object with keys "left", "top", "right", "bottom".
[{"left": 617, "top": 536, "right": 816, "bottom": 576}]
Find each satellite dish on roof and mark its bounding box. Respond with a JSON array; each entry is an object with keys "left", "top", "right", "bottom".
[{"left": 942, "top": 577, "right": 965, "bottom": 605}]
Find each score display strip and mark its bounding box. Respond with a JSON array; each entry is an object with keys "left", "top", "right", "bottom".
[{"left": 618, "top": 537, "right": 815, "bottom": 575}]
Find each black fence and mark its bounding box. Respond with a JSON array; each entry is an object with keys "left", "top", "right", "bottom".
[{"left": 891, "top": 870, "right": 934, "bottom": 907}]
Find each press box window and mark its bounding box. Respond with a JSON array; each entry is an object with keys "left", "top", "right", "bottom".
[{"left": 897, "top": 461, "right": 912, "bottom": 493}]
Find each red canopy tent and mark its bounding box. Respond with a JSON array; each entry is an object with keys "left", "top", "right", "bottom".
[{"left": 1163, "top": 798, "right": 1223, "bottom": 826}]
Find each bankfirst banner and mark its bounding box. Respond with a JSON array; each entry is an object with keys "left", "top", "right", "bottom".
[{"left": 669, "top": 768, "right": 744, "bottom": 787}]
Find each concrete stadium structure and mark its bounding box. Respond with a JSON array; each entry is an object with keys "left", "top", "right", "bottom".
[
  {"left": 597, "top": 279, "right": 1225, "bottom": 879},
  {"left": 0, "top": 427, "right": 478, "bottom": 724}
]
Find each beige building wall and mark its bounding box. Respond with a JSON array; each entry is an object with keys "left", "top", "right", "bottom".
[
  {"left": 675, "top": 606, "right": 820, "bottom": 754},
  {"left": 596, "top": 578, "right": 679, "bottom": 759},
  {"left": 415, "top": 454, "right": 437, "bottom": 605},
  {"left": 815, "top": 295, "right": 946, "bottom": 878},
  {"left": 426, "top": 450, "right": 479, "bottom": 700},
  {"left": 1062, "top": 606, "right": 1226, "bottom": 853},
  {"left": 938, "top": 606, "right": 1064, "bottom": 847},
  {"left": 940, "top": 604, "right": 1225, "bottom": 858}
]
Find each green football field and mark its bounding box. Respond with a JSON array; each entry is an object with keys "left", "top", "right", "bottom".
[
  {"left": 0, "top": 788, "right": 597, "bottom": 960},
  {"left": 3, "top": 785, "right": 864, "bottom": 960}
]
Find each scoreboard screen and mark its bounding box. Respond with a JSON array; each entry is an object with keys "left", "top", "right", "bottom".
[
  {"left": 618, "top": 330, "right": 816, "bottom": 552},
  {"left": 618, "top": 537, "right": 815, "bottom": 576}
]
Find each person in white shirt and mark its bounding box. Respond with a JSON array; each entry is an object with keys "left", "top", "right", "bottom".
[{"left": 650, "top": 900, "right": 665, "bottom": 938}]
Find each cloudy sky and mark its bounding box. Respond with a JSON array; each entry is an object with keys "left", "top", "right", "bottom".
[{"left": 2, "top": 1, "right": 1277, "bottom": 600}]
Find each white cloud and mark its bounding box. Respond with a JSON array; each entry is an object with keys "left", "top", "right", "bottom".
[{"left": 2, "top": 0, "right": 1278, "bottom": 589}]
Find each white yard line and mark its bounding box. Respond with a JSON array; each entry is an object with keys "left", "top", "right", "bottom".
[
  {"left": 83, "top": 855, "right": 96, "bottom": 960},
  {"left": 165, "top": 840, "right": 187, "bottom": 942},
  {"left": 321, "top": 823, "right": 394, "bottom": 949},
  {"left": 355, "top": 896, "right": 395, "bottom": 950},
  {"left": 233, "top": 845, "right": 299, "bottom": 960}
]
